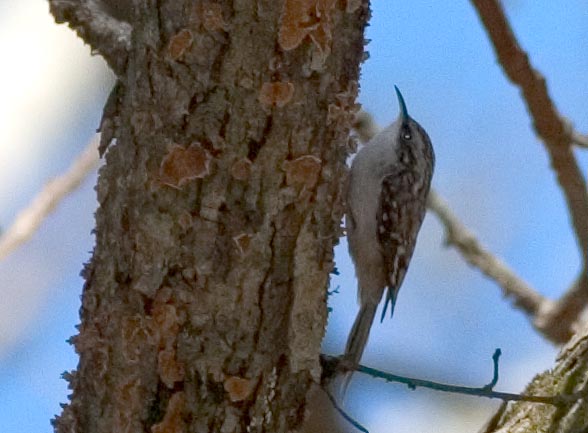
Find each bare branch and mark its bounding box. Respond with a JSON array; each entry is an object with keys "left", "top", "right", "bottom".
[
  {"left": 427, "top": 191, "right": 545, "bottom": 316},
  {"left": 0, "top": 136, "right": 100, "bottom": 261},
  {"left": 49, "top": 0, "right": 131, "bottom": 75},
  {"left": 471, "top": 0, "right": 588, "bottom": 274},
  {"left": 535, "top": 274, "right": 588, "bottom": 343},
  {"left": 429, "top": 189, "right": 585, "bottom": 343}
]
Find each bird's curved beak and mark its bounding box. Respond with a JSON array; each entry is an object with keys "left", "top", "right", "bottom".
[{"left": 394, "top": 85, "right": 409, "bottom": 123}]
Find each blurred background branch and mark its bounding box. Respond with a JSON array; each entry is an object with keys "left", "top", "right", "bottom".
[
  {"left": 471, "top": 0, "right": 588, "bottom": 342},
  {"left": 0, "top": 135, "right": 99, "bottom": 261}
]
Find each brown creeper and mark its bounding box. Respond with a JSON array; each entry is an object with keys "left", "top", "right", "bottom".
[{"left": 343, "top": 86, "right": 434, "bottom": 390}]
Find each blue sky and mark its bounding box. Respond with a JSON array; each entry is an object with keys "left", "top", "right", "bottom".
[{"left": 0, "top": 1, "right": 586, "bottom": 432}]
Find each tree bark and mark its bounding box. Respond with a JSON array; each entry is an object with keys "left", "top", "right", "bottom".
[
  {"left": 51, "top": 1, "right": 369, "bottom": 432},
  {"left": 482, "top": 322, "right": 588, "bottom": 433}
]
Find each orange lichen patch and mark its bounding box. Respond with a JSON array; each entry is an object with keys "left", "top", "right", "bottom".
[
  {"left": 326, "top": 103, "right": 343, "bottom": 125},
  {"left": 113, "top": 379, "right": 143, "bottom": 432},
  {"left": 158, "top": 347, "right": 185, "bottom": 388},
  {"left": 278, "top": 0, "right": 336, "bottom": 52},
  {"left": 282, "top": 155, "right": 322, "bottom": 189},
  {"left": 154, "top": 285, "right": 174, "bottom": 304},
  {"left": 327, "top": 101, "right": 360, "bottom": 126},
  {"left": 279, "top": 0, "right": 317, "bottom": 50},
  {"left": 151, "top": 302, "right": 182, "bottom": 346},
  {"left": 121, "top": 315, "right": 151, "bottom": 363},
  {"left": 308, "top": 16, "right": 331, "bottom": 56},
  {"left": 202, "top": 1, "right": 227, "bottom": 32},
  {"left": 328, "top": 81, "right": 360, "bottom": 125},
  {"left": 224, "top": 376, "right": 255, "bottom": 402},
  {"left": 335, "top": 80, "right": 359, "bottom": 107},
  {"left": 160, "top": 144, "right": 212, "bottom": 188},
  {"left": 168, "top": 29, "right": 193, "bottom": 60},
  {"left": 148, "top": 289, "right": 187, "bottom": 388},
  {"left": 151, "top": 392, "right": 186, "bottom": 433},
  {"left": 230, "top": 157, "right": 253, "bottom": 180},
  {"left": 233, "top": 233, "right": 252, "bottom": 255},
  {"left": 259, "top": 82, "right": 295, "bottom": 108}
]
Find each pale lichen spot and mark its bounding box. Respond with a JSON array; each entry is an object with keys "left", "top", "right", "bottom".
[
  {"left": 258, "top": 81, "right": 295, "bottom": 108},
  {"left": 158, "top": 348, "right": 185, "bottom": 388},
  {"left": 168, "top": 29, "right": 193, "bottom": 60},
  {"left": 177, "top": 211, "right": 194, "bottom": 230},
  {"left": 281, "top": 155, "right": 322, "bottom": 189},
  {"left": 201, "top": 1, "right": 228, "bottom": 32},
  {"left": 224, "top": 376, "right": 256, "bottom": 402},
  {"left": 233, "top": 233, "right": 252, "bottom": 255},
  {"left": 151, "top": 392, "right": 186, "bottom": 433},
  {"left": 230, "top": 157, "right": 253, "bottom": 180},
  {"left": 278, "top": 0, "right": 337, "bottom": 55},
  {"left": 159, "top": 143, "right": 212, "bottom": 188}
]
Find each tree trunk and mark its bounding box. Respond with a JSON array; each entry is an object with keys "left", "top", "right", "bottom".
[{"left": 51, "top": 1, "right": 369, "bottom": 432}]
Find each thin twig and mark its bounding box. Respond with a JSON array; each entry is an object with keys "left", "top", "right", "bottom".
[
  {"left": 0, "top": 135, "right": 100, "bottom": 261},
  {"left": 471, "top": 0, "right": 588, "bottom": 342},
  {"left": 320, "top": 354, "right": 575, "bottom": 407},
  {"left": 356, "top": 363, "right": 569, "bottom": 406},
  {"left": 324, "top": 389, "right": 369, "bottom": 433},
  {"left": 48, "top": 0, "right": 131, "bottom": 75},
  {"left": 484, "top": 348, "right": 501, "bottom": 390}
]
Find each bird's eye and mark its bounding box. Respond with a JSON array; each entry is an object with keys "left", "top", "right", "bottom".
[{"left": 402, "top": 126, "right": 412, "bottom": 140}]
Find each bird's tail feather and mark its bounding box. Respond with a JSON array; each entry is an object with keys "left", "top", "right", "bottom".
[
  {"left": 340, "top": 303, "right": 378, "bottom": 398},
  {"left": 380, "top": 286, "right": 398, "bottom": 322}
]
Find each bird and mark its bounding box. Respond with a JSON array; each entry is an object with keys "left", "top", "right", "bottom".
[{"left": 342, "top": 86, "right": 435, "bottom": 393}]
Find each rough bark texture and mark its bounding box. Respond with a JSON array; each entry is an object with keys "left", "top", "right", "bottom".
[
  {"left": 52, "top": 1, "right": 369, "bottom": 432},
  {"left": 482, "top": 323, "right": 588, "bottom": 433}
]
